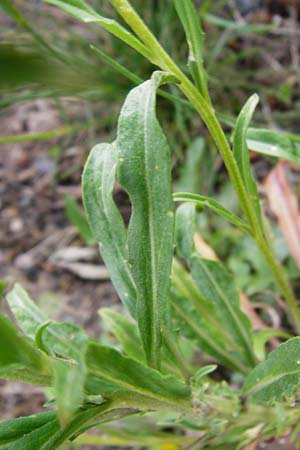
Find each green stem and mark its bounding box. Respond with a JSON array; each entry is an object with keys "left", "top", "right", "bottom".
[{"left": 109, "top": 0, "right": 300, "bottom": 333}]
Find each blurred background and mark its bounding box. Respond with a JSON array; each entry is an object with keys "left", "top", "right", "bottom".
[{"left": 0, "top": 0, "right": 300, "bottom": 448}]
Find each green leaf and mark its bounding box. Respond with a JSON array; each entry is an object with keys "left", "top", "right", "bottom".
[
  {"left": 83, "top": 143, "right": 137, "bottom": 317},
  {"left": 253, "top": 329, "right": 292, "bottom": 361},
  {"left": 247, "top": 128, "right": 300, "bottom": 165},
  {"left": 172, "top": 258, "right": 248, "bottom": 374},
  {"left": 6, "top": 283, "right": 47, "bottom": 339},
  {"left": 205, "top": 13, "right": 277, "bottom": 33},
  {"left": 85, "top": 341, "right": 191, "bottom": 409},
  {"left": 64, "top": 194, "right": 95, "bottom": 245},
  {"left": 174, "top": 138, "right": 205, "bottom": 194},
  {"left": 175, "top": 203, "right": 197, "bottom": 260},
  {"left": 51, "top": 358, "right": 86, "bottom": 426},
  {"left": 190, "top": 256, "right": 255, "bottom": 367},
  {"left": 117, "top": 72, "right": 174, "bottom": 368},
  {"left": 100, "top": 308, "right": 145, "bottom": 364},
  {"left": 7, "top": 284, "right": 87, "bottom": 424},
  {"left": 8, "top": 420, "right": 60, "bottom": 450},
  {"left": 194, "top": 364, "right": 217, "bottom": 382},
  {"left": 44, "top": 0, "right": 153, "bottom": 62},
  {"left": 233, "top": 94, "right": 262, "bottom": 225},
  {"left": 174, "top": 192, "right": 252, "bottom": 235},
  {"left": 174, "top": 0, "right": 209, "bottom": 101},
  {"left": 0, "top": 279, "right": 9, "bottom": 297},
  {"left": 0, "top": 411, "right": 57, "bottom": 445},
  {"left": 243, "top": 337, "right": 300, "bottom": 402},
  {"left": 0, "top": 314, "right": 52, "bottom": 385},
  {"left": 0, "top": 0, "right": 26, "bottom": 25},
  {"left": 38, "top": 322, "right": 88, "bottom": 425}
]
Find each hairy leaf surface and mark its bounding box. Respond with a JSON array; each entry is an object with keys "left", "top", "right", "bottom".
[
  {"left": 83, "top": 143, "right": 137, "bottom": 317},
  {"left": 0, "top": 411, "right": 56, "bottom": 445},
  {"left": 244, "top": 337, "right": 300, "bottom": 401},
  {"left": 85, "top": 341, "right": 190, "bottom": 408},
  {"left": 117, "top": 72, "right": 174, "bottom": 367}
]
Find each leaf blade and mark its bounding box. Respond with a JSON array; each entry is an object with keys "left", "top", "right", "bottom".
[
  {"left": 233, "top": 94, "right": 262, "bottom": 225},
  {"left": 243, "top": 337, "right": 300, "bottom": 401},
  {"left": 83, "top": 143, "right": 137, "bottom": 317},
  {"left": 117, "top": 73, "right": 174, "bottom": 367},
  {"left": 174, "top": 192, "right": 252, "bottom": 235}
]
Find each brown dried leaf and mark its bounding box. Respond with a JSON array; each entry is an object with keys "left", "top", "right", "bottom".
[{"left": 264, "top": 162, "right": 300, "bottom": 269}]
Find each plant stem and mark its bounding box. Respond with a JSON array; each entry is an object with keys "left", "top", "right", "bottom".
[{"left": 108, "top": 0, "right": 300, "bottom": 333}]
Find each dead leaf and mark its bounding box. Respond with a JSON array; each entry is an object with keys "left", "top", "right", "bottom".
[{"left": 264, "top": 162, "right": 300, "bottom": 269}]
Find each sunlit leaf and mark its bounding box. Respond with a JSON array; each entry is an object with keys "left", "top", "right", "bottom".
[{"left": 247, "top": 128, "right": 300, "bottom": 165}]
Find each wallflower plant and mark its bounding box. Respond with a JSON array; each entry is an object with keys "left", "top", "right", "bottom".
[{"left": 2, "top": 1, "right": 300, "bottom": 448}]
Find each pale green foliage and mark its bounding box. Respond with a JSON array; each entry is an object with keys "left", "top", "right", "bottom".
[
  {"left": 1, "top": 0, "right": 300, "bottom": 449},
  {"left": 244, "top": 338, "right": 300, "bottom": 402}
]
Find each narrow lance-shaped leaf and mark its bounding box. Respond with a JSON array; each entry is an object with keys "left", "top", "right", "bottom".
[
  {"left": 8, "top": 420, "right": 60, "bottom": 450},
  {"left": 172, "top": 260, "right": 250, "bottom": 374},
  {"left": 174, "top": 204, "right": 252, "bottom": 372},
  {"left": 0, "top": 411, "right": 57, "bottom": 446},
  {"left": 190, "top": 256, "right": 256, "bottom": 368},
  {"left": 44, "top": 0, "right": 154, "bottom": 62},
  {"left": 243, "top": 337, "right": 300, "bottom": 402},
  {"left": 85, "top": 341, "right": 190, "bottom": 409},
  {"left": 233, "top": 94, "right": 263, "bottom": 226},
  {"left": 219, "top": 113, "right": 300, "bottom": 165},
  {"left": 174, "top": 0, "right": 209, "bottom": 102},
  {"left": 83, "top": 143, "right": 137, "bottom": 317},
  {"left": 247, "top": 128, "right": 300, "bottom": 165},
  {"left": 117, "top": 72, "right": 175, "bottom": 368},
  {"left": 174, "top": 192, "right": 253, "bottom": 236}
]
